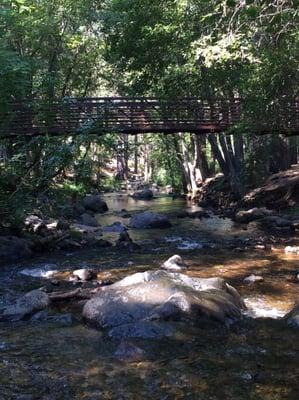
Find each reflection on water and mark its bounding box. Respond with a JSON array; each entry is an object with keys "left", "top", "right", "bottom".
[{"left": 0, "top": 194, "right": 298, "bottom": 399}]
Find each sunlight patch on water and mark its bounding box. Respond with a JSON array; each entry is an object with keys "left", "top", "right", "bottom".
[
  {"left": 165, "top": 236, "right": 203, "bottom": 250},
  {"left": 19, "top": 265, "right": 58, "bottom": 278},
  {"left": 177, "top": 240, "right": 203, "bottom": 250},
  {"left": 244, "top": 296, "right": 287, "bottom": 319},
  {"left": 165, "top": 236, "right": 183, "bottom": 243}
]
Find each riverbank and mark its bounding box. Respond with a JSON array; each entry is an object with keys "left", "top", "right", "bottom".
[{"left": 1, "top": 189, "right": 299, "bottom": 266}]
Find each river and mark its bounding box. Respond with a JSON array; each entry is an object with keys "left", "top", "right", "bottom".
[{"left": 0, "top": 194, "right": 298, "bottom": 399}]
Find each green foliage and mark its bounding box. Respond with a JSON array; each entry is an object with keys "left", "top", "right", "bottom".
[
  {"left": 0, "top": 48, "right": 30, "bottom": 112},
  {"left": 100, "top": 176, "right": 122, "bottom": 192},
  {"left": 0, "top": 0, "right": 298, "bottom": 227},
  {"left": 150, "top": 134, "right": 184, "bottom": 191}
]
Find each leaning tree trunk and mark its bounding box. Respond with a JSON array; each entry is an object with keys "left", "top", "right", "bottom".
[
  {"left": 208, "top": 133, "right": 244, "bottom": 199},
  {"left": 193, "top": 134, "right": 211, "bottom": 181}
]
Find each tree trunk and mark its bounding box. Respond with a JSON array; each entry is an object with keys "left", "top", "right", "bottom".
[
  {"left": 193, "top": 134, "right": 211, "bottom": 181},
  {"left": 208, "top": 133, "right": 244, "bottom": 198},
  {"left": 134, "top": 135, "right": 138, "bottom": 175}
]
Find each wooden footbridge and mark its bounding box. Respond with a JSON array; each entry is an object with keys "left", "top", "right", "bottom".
[{"left": 1, "top": 97, "right": 299, "bottom": 138}]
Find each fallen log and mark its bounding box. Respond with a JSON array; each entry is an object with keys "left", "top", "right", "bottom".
[{"left": 48, "top": 288, "right": 99, "bottom": 301}]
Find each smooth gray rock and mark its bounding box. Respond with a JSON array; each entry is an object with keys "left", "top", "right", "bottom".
[
  {"left": 83, "top": 195, "right": 108, "bottom": 213},
  {"left": 1, "top": 290, "right": 50, "bottom": 321},
  {"left": 130, "top": 211, "right": 172, "bottom": 229},
  {"left": 161, "top": 255, "right": 187, "bottom": 271},
  {"left": 83, "top": 270, "right": 244, "bottom": 337},
  {"left": 132, "top": 189, "right": 153, "bottom": 200}
]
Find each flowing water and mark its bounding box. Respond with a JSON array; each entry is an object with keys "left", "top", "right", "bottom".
[{"left": 0, "top": 195, "right": 298, "bottom": 400}]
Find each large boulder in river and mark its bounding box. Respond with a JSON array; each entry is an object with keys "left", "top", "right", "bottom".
[
  {"left": 1, "top": 290, "right": 50, "bottom": 321},
  {"left": 83, "top": 270, "right": 244, "bottom": 338},
  {"left": 82, "top": 195, "right": 108, "bottom": 213},
  {"left": 130, "top": 211, "right": 172, "bottom": 229},
  {"left": 132, "top": 189, "right": 153, "bottom": 200},
  {"left": 0, "top": 236, "right": 32, "bottom": 262}
]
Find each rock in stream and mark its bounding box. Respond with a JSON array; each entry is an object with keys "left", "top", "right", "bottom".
[
  {"left": 1, "top": 290, "right": 50, "bottom": 321},
  {"left": 130, "top": 211, "right": 172, "bottom": 229},
  {"left": 83, "top": 268, "right": 245, "bottom": 338}
]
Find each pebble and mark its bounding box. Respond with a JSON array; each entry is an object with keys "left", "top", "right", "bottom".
[{"left": 244, "top": 274, "right": 264, "bottom": 284}]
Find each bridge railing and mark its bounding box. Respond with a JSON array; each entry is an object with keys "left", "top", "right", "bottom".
[{"left": 0, "top": 97, "right": 298, "bottom": 137}]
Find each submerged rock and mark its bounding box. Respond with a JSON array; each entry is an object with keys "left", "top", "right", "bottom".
[
  {"left": 109, "top": 321, "right": 175, "bottom": 339},
  {"left": 132, "top": 189, "right": 153, "bottom": 200},
  {"left": 130, "top": 211, "right": 172, "bottom": 229},
  {"left": 1, "top": 290, "right": 50, "bottom": 321},
  {"left": 103, "top": 221, "right": 127, "bottom": 233},
  {"left": 83, "top": 195, "right": 108, "bottom": 213},
  {"left": 161, "top": 255, "right": 187, "bottom": 271},
  {"left": 114, "top": 340, "right": 146, "bottom": 361},
  {"left": 83, "top": 270, "right": 244, "bottom": 338},
  {"left": 31, "top": 311, "right": 74, "bottom": 326}
]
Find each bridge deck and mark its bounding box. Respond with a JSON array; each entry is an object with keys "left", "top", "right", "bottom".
[{"left": 1, "top": 97, "right": 299, "bottom": 138}]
